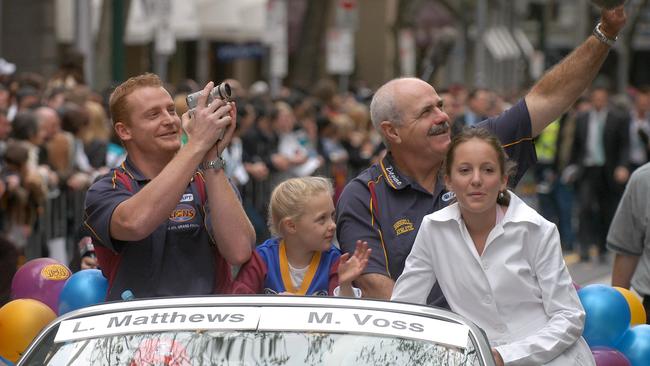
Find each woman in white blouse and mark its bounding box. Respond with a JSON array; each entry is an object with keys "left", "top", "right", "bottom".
[{"left": 391, "top": 128, "right": 594, "bottom": 366}]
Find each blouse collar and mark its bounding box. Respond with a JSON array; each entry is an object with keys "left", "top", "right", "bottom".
[{"left": 427, "top": 191, "right": 544, "bottom": 227}]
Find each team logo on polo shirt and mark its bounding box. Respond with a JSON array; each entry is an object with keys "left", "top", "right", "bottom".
[
  {"left": 393, "top": 218, "right": 415, "bottom": 236},
  {"left": 264, "top": 288, "right": 328, "bottom": 296},
  {"left": 441, "top": 191, "right": 456, "bottom": 202},
  {"left": 170, "top": 204, "right": 196, "bottom": 223}
]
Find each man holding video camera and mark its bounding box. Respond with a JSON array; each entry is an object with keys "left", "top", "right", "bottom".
[{"left": 84, "top": 73, "right": 254, "bottom": 301}]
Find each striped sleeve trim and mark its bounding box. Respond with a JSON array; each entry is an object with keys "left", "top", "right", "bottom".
[
  {"left": 83, "top": 221, "right": 106, "bottom": 246},
  {"left": 367, "top": 176, "right": 391, "bottom": 277},
  {"left": 502, "top": 136, "right": 534, "bottom": 148}
]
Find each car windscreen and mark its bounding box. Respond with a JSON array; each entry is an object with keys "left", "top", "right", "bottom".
[
  {"left": 20, "top": 306, "right": 482, "bottom": 365},
  {"left": 22, "top": 329, "right": 480, "bottom": 366}
]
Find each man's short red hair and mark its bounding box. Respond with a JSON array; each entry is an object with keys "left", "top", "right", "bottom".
[{"left": 109, "top": 73, "right": 162, "bottom": 125}]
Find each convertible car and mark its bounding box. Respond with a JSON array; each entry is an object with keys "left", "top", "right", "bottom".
[{"left": 17, "top": 296, "right": 495, "bottom": 365}]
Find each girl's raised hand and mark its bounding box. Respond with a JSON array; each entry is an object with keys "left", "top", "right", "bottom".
[{"left": 338, "top": 240, "right": 371, "bottom": 285}]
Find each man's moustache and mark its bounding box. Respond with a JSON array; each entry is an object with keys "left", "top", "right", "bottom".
[{"left": 428, "top": 121, "right": 450, "bottom": 136}]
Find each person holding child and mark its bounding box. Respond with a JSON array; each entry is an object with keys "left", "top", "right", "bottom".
[
  {"left": 392, "top": 128, "right": 593, "bottom": 366},
  {"left": 227, "top": 176, "right": 370, "bottom": 297}
]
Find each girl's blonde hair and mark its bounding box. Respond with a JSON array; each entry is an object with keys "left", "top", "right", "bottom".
[{"left": 268, "top": 176, "right": 333, "bottom": 236}]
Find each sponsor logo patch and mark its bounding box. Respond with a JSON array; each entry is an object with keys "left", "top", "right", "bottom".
[
  {"left": 41, "top": 264, "right": 71, "bottom": 281},
  {"left": 170, "top": 204, "right": 196, "bottom": 223},
  {"left": 393, "top": 218, "right": 415, "bottom": 236},
  {"left": 180, "top": 194, "right": 194, "bottom": 203}
]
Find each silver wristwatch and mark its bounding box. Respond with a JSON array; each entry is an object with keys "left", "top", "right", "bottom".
[
  {"left": 201, "top": 156, "right": 226, "bottom": 171},
  {"left": 593, "top": 22, "right": 617, "bottom": 47}
]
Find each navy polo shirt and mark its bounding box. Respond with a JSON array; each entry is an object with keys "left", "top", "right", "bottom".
[
  {"left": 84, "top": 158, "right": 219, "bottom": 301},
  {"left": 336, "top": 99, "right": 536, "bottom": 307}
]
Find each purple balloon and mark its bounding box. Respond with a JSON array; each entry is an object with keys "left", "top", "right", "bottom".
[
  {"left": 11, "top": 258, "right": 71, "bottom": 313},
  {"left": 592, "top": 347, "right": 631, "bottom": 366}
]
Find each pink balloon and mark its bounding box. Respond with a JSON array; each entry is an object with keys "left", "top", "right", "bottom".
[
  {"left": 592, "top": 346, "right": 631, "bottom": 366},
  {"left": 11, "top": 258, "right": 71, "bottom": 313}
]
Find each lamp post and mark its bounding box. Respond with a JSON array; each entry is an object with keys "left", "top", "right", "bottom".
[
  {"left": 474, "top": 0, "right": 487, "bottom": 88},
  {"left": 112, "top": 0, "right": 125, "bottom": 83},
  {"left": 267, "top": 0, "right": 288, "bottom": 98},
  {"left": 153, "top": 0, "right": 174, "bottom": 82},
  {"left": 75, "top": 0, "right": 95, "bottom": 88}
]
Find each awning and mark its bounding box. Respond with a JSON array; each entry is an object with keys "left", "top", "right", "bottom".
[
  {"left": 196, "top": 0, "right": 267, "bottom": 42},
  {"left": 55, "top": 0, "right": 268, "bottom": 44},
  {"left": 483, "top": 26, "right": 521, "bottom": 61},
  {"left": 125, "top": 0, "right": 267, "bottom": 44},
  {"left": 512, "top": 28, "right": 534, "bottom": 59}
]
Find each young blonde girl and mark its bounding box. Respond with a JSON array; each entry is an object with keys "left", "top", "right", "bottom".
[{"left": 228, "top": 176, "right": 369, "bottom": 296}]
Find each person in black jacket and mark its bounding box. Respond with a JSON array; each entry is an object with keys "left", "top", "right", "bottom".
[{"left": 567, "top": 87, "right": 630, "bottom": 262}]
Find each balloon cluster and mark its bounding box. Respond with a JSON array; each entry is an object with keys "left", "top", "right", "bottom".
[
  {"left": 0, "top": 258, "right": 108, "bottom": 364},
  {"left": 578, "top": 284, "right": 649, "bottom": 366}
]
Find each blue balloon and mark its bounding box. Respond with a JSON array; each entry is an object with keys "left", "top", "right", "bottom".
[
  {"left": 617, "top": 325, "right": 650, "bottom": 366},
  {"left": 57, "top": 269, "right": 108, "bottom": 315},
  {"left": 0, "top": 354, "right": 14, "bottom": 365},
  {"left": 578, "top": 284, "right": 631, "bottom": 347}
]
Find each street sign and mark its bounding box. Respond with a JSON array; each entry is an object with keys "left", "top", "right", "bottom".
[
  {"left": 336, "top": 0, "right": 359, "bottom": 29},
  {"left": 216, "top": 43, "right": 266, "bottom": 61},
  {"left": 154, "top": 0, "right": 175, "bottom": 55},
  {"left": 326, "top": 28, "right": 355, "bottom": 75},
  {"left": 266, "top": 0, "right": 288, "bottom": 78}
]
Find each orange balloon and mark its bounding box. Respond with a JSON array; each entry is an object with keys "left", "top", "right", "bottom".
[
  {"left": 614, "top": 287, "right": 647, "bottom": 326},
  {"left": 0, "top": 299, "right": 56, "bottom": 362}
]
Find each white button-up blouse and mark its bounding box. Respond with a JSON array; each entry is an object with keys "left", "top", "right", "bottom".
[{"left": 392, "top": 192, "right": 594, "bottom": 365}]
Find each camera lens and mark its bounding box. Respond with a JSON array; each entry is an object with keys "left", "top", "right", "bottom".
[{"left": 217, "top": 83, "right": 232, "bottom": 101}]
